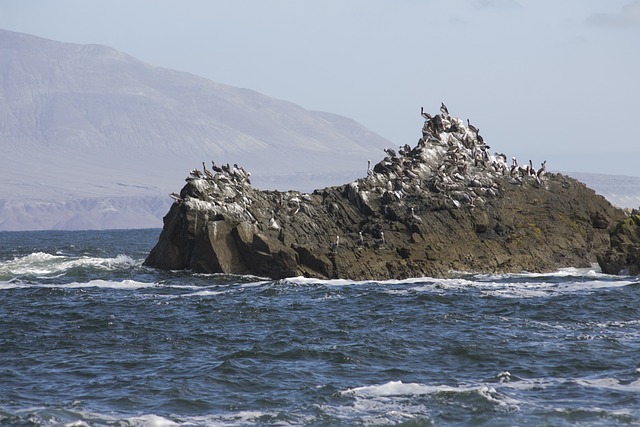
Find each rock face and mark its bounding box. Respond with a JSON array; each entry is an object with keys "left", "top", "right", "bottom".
[
  {"left": 144, "top": 105, "right": 626, "bottom": 280},
  {"left": 598, "top": 214, "right": 640, "bottom": 275}
]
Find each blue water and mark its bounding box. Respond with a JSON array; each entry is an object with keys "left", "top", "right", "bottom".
[{"left": 1, "top": 229, "right": 640, "bottom": 426}]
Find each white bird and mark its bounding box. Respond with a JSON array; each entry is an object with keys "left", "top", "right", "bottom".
[
  {"left": 411, "top": 207, "right": 423, "bottom": 223},
  {"left": 268, "top": 215, "right": 280, "bottom": 230},
  {"left": 449, "top": 196, "right": 461, "bottom": 209},
  {"left": 330, "top": 235, "right": 340, "bottom": 253}
]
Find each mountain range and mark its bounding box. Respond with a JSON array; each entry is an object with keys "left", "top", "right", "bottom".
[{"left": 0, "top": 28, "right": 638, "bottom": 231}]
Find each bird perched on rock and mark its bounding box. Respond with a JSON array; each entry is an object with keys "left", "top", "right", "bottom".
[
  {"left": 330, "top": 236, "right": 340, "bottom": 253},
  {"left": 384, "top": 148, "right": 397, "bottom": 158},
  {"left": 211, "top": 161, "right": 223, "bottom": 173}
]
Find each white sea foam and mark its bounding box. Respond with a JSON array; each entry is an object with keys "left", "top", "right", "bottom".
[
  {"left": 326, "top": 380, "right": 521, "bottom": 424},
  {"left": 0, "top": 279, "right": 158, "bottom": 291},
  {"left": 342, "top": 380, "right": 521, "bottom": 406},
  {"left": 182, "top": 289, "right": 229, "bottom": 297},
  {"left": 60, "top": 279, "right": 157, "bottom": 289},
  {"left": 283, "top": 272, "right": 639, "bottom": 300},
  {"left": 0, "top": 252, "right": 140, "bottom": 277},
  {"left": 574, "top": 377, "right": 640, "bottom": 392},
  {"left": 124, "top": 414, "right": 179, "bottom": 427}
]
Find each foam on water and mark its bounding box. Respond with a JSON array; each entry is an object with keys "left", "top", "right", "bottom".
[
  {"left": 326, "top": 380, "right": 522, "bottom": 424},
  {"left": 0, "top": 278, "right": 157, "bottom": 291},
  {"left": 0, "top": 251, "right": 139, "bottom": 278}
]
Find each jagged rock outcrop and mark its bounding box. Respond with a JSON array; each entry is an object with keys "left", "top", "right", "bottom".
[
  {"left": 144, "top": 104, "right": 627, "bottom": 280},
  {"left": 598, "top": 214, "right": 640, "bottom": 275}
]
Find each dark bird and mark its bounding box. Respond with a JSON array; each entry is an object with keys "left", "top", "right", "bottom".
[
  {"left": 467, "top": 118, "right": 479, "bottom": 134},
  {"left": 384, "top": 148, "right": 397, "bottom": 158},
  {"left": 211, "top": 161, "right": 223, "bottom": 173},
  {"left": 421, "top": 106, "right": 433, "bottom": 120},
  {"left": 440, "top": 102, "right": 449, "bottom": 115},
  {"left": 537, "top": 160, "right": 547, "bottom": 178}
]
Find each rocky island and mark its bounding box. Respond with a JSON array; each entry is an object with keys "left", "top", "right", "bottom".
[{"left": 144, "top": 104, "right": 631, "bottom": 280}]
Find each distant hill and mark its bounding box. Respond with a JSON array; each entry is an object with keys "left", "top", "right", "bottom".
[{"left": 0, "top": 29, "right": 393, "bottom": 230}]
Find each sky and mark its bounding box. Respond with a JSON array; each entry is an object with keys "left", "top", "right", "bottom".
[{"left": 1, "top": 0, "right": 639, "bottom": 176}]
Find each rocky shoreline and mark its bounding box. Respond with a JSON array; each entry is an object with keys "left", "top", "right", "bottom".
[{"left": 144, "top": 104, "right": 634, "bottom": 279}]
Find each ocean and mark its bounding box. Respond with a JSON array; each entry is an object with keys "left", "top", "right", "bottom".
[{"left": 1, "top": 228, "right": 639, "bottom": 426}]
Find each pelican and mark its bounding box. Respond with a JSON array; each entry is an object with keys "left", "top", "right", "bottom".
[
  {"left": 211, "top": 161, "right": 223, "bottom": 173},
  {"left": 268, "top": 214, "right": 280, "bottom": 230},
  {"left": 421, "top": 106, "right": 433, "bottom": 120},
  {"left": 169, "top": 192, "right": 182, "bottom": 203},
  {"left": 466, "top": 119, "right": 479, "bottom": 134},
  {"left": 384, "top": 148, "right": 397, "bottom": 158},
  {"left": 440, "top": 102, "right": 449, "bottom": 115},
  {"left": 510, "top": 158, "right": 519, "bottom": 176},
  {"left": 330, "top": 235, "right": 340, "bottom": 253},
  {"left": 411, "top": 207, "right": 423, "bottom": 223},
  {"left": 202, "top": 162, "right": 215, "bottom": 179},
  {"left": 537, "top": 160, "right": 547, "bottom": 179}
]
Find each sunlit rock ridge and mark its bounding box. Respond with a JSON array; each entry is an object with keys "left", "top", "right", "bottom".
[
  {"left": 144, "top": 104, "right": 627, "bottom": 280},
  {"left": 0, "top": 28, "right": 391, "bottom": 230}
]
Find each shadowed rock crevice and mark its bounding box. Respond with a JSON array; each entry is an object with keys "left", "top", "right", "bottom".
[{"left": 144, "top": 105, "right": 627, "bottom": 279}]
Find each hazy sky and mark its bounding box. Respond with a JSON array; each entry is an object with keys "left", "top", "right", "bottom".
[{"left": 1, "top": 0, "right": 639, "bottom": 176}]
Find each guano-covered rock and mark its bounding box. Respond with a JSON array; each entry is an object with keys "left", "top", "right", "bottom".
[{"left": 144, "top": 104, "right": 627, "bottom": 280}]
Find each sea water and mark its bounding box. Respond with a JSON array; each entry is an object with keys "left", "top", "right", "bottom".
[{"left": 1, "top": 229, "right": 639, "bottom": 426}]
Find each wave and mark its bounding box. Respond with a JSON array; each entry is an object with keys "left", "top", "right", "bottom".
[
  {"left": 0, "top": 407, "right": 310, "bottom": 427},
  {"left": 0, "top": 278, "right": 158, "bottom": 291},
  {"left": 0, "top": 251, "right": 140, "bottom": 279},
  {"left": 283, "top": 270, "right": 639, "bottom": 298}
]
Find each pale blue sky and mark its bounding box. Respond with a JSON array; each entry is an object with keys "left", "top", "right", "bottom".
[{"left": 1, "top": 0, "right": 639, "bottom": 176}]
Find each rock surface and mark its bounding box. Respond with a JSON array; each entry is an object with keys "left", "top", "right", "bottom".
[
  {"left": 144, "top": 105, "right": 627, "bottom": 280},
  {"left": 598, "top": 214, "right": 640, "bottom": 275}
]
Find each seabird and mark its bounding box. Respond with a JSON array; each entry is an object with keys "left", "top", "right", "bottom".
[
  {"left": 384, "top": 148, "right": 397, "bottom": 158},
  {"left": 466, "top": 119, "right": 479, "bottom": 135},
  {"left": 169, "top": 192, "right": 182, "bottom": 203},
  {"left": 202, "top": 162, "right": 215, "bottom": 179},
  {"left": 421, "top": 106, "right": 433, "bottom": 120},
  {"left": 268, "top": 214, "right": 280, "bottom": 230},
  {"left": 411, "top": 207, "right": 423, "bottom": 223},
  {"left": 358, "top": 231, "right": 364, "bottom": 245},
  {"left": 510, "top": 158, "right": 519, "bottom": 176},
  {"left": 330, "top": 235, "right": 340, "bottom": 253},
  {"left": 211, "top": 161, "right": 223, "bottom": 173},
  {"left": 440, "top": 102, "right": 449, "bottom": 115},
  {"left": 190, "top": 168, "right": 203, "bottom": 179},
  {"left": 537, "top": 160, "right": 547, "bottom": 178}
]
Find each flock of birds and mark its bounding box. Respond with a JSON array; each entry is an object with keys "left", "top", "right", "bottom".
[
  {"left": 360, "top": 102, "right": 548, "bottom": 210},
  {"left": 168, "top": 103, "right": 549, "bottom": 254},
  {"left": 169, "top": 161, "right": 252, "bottom": 203}
]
